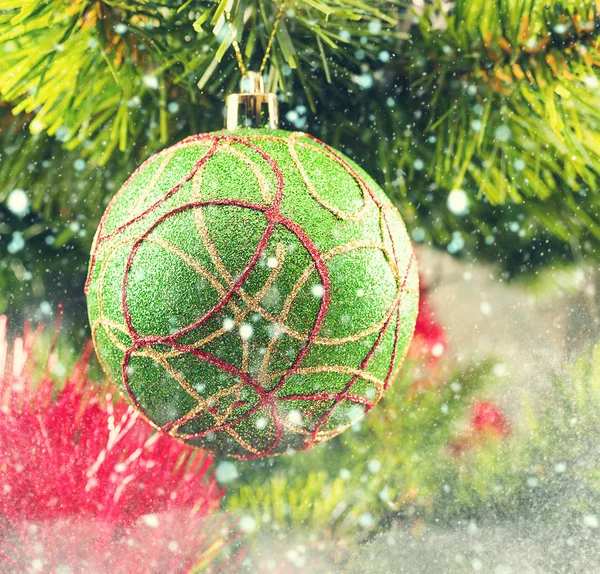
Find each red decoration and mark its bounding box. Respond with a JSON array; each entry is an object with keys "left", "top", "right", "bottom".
[
  {"left": 408, "top": 278, "right": 447, "bottom": 365},
  {"left": 0, "top": 315, "right": 244, "bottom": 572},
  {"left": 470, "top": 401, "right": 510, "bottom": 437},
  {"left": 448, "top": 401, "right": 510, "bottom": 457}
]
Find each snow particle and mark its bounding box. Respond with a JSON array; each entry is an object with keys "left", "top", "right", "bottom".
[
  {"left": 223, "top": 318, "right": 235, "bottom": 332},
  {"left": 493, "top": 363, "right": 508, "bottom": 377},
  {"left": 447, "top": 231, "right": 465, "bottom": 254},
  {"left": 339, "top": 468, "right": 351, "bottom": 480},
  {"left": 255, "top": 417, "right": 268, "bottom": 430},
  {"left": 494, "top": 125, "right": 512, "bottom": 142},
  {"left": 215, "top": 461, "right": 239, "bottom": 483},
  {"left": 480, "top": 301, "right": 492, "bottom": 316},
  {"left": 143, "top": 75, "right": 159, "bottom": 90},
  {"left": 584, "top": 514, "right": 599, "bottom": 528},
  {"left": 412, "top": 227, "right": 425, "bottom": 242},
  {"left": 30, "top": 119, "right": 44, "bottom": 134},
  {"left": 287, "top": 410, "right": 302, "bottom": 426},
  {"left": 239, "top": 515, "right": 257, "bottom": 533},
  {"left": 354, "top": 73, "right": 373, "bottom": 89},
  {"left": 6, "top": 189, "right": 30, "bottom": 217},
  {"left": 513, "top": 158, "right": 526, "bottom": 171},
  {"left": 347, "top": 405, "right": 364, "bottom": 421},
  {"left": 7, "top": 232, "right": 25, "bottom": 254},
  {"left": 142, "top": 514, "right": 160, "bottom": 528},
  {"left": 267, "top": 256, "right": 279, "bottom": 269},
  {"left": 447, "top": 189, "right": 469, "bottom": 216},
  {"left": 311, "top": 284, "right": 325, "bottom": 298},
  {"left": 239, "top": 323, "right": 254, "bottom": 340},
  {"left": 584, "top": 75, "right": 599, "bottom": 89},
  {"left": 431, "top": 342, "right": 445, "bottom": 358},
  {"left": 554, "top": 462, "right": 567, "bottom": 473},
  {"left": 368, "top": 20, "right": 382, "bottom": 34}
]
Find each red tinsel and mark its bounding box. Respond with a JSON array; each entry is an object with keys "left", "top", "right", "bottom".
[
  {"left": 0, "top": 315, "right": 244, "bottom": 573},
  {"left": 408, "top": 279, "right": 447, "bottom": 365}
]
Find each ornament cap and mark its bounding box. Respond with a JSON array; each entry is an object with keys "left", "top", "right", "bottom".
[{"left": 226, "top": 72, "right": 279, "bottom": 130}]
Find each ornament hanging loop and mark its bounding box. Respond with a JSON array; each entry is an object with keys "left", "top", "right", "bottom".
[{"left": 226, "top": 71, "right": 279, "bottom": 130}]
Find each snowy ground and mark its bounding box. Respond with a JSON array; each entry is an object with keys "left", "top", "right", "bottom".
[
  {"left": 351, "top": 519, "right": 600, "bottom": 574},
  {"left": 418, "top": 247, "right": 596, "bottom": 415},
  {"left": 244, "top": 517, "right": 600, "bottom": 573}
]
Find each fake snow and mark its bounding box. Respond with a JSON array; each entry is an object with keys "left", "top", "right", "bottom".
[
  {"left": 239, "top": 515, "right": 257, "bottom": 533},
  {"left": 311, "top": 284, "right": 325, "bottom": 298},
  {"left": 239, "top": 323, "right": 254, "bottom": 340},
  {"left": 583, "top": 514, "right": 598, "bottom": 528},
  {"left": 447, "top": 189, "right": 469, "bottom": 216},
  {"left": 431, "top": 342, "right": 445, "bottom": 358},
  {"left": 255, "top": 417, "right": 268, "bottom": 430},
  {"left": 142, "top": 514, "right": 160, "bottom": 528},
  {"left": 554, "top": 462, "right": 567, "bottom": 474},
  {"left": 494, "top": 125, "right": 511, "bottom": 142},
  {"left": 287, "top": 410, "right": 302, "bottom": 426},
  {"left": 143, "top": 75, "right": 159, "bottom": 89},
  {"left": 6, "top": 188, "right": 30, "bottom": 217},
  {"left": 215, "top": 461, "right": 238, "bottom": 484},
  {"left": 480, "top": 301, "right": 492, "bottom": 316},
  {"left": 7, "top": 232, "right": 25, "bottom": 254}
]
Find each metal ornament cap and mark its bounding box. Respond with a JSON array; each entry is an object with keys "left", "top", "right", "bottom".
[{"left": 226, "top": 71, "right": 279, "bottom": 130}]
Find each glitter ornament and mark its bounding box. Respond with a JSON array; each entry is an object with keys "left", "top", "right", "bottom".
[{"left": 86, "top": 75, "right": 418, "bottom": 460}]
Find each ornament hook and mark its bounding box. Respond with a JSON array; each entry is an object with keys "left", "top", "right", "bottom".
[{"left": 226, "top": 71, "right": 279, "bottom": 130}]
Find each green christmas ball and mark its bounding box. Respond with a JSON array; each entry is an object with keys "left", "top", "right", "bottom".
[{"left": 86, "top": 129, "right": 419, "bottom": 459}]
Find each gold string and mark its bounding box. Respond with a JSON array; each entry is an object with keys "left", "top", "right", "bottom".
[
  {"left": 224, "top": 1, "right": 286, "bottom": 76},
  {"left": 259, "top": 1, "right": 286, "bottom": 74},
  {"left": 225, "top": 8, "right": 247, "bottom": 75}
]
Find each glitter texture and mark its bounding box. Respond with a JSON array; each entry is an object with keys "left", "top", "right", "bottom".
[{"left": 86, "top": 129, "right": 419, "bottom": 459}]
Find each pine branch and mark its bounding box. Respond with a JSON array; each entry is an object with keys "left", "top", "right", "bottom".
[
  {"left": 0, "top": 1, "right": 401, "bottom": 164},
  {"left": 383, "top": 0, "right": 600, "bottom": 266}
]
